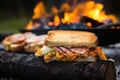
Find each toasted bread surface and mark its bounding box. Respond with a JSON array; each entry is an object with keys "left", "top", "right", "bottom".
[{"left": 45, "top": 30, "right": 98, "bottom": 48}]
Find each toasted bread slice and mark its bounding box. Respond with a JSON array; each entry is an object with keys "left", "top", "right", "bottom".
[{"left": 45, "top": 30, "right": 98, "bottom": 48}]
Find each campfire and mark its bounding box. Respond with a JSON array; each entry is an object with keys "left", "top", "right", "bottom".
[{"left": 25, "top": 0, "right": 119, "bottom": 30}]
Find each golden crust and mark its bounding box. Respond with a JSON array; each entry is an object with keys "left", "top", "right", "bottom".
[{"left": 45, "top": 30, "right": 98, "bottom": 48}]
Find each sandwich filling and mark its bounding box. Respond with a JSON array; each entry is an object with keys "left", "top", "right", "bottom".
[
  {"left": 24, "top": 35, "right": 47, "bottom": 52},
  {"left": 35, "top": 45, "right": 107, "bottom": 62}
]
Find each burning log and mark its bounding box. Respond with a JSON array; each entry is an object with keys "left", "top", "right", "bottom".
[
  {"left": 25, "top": 1, "right": 118, "bottom": 30},
  {"left": 0, "top": 50, "right": 116, "bottom": 80},
  {"left": 80, "top": 16, "right": 103, "bottom": 28}
]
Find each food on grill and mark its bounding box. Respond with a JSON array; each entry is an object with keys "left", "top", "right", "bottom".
[
  {"left": 35, "top": 30, "right": 107, "bottom": 62},
  {"left": 2, "top": 32, "right": 47, "bottom": 52},
  {"left": 2, "top": 33, "right": 26, "bottom": 51},
  {"left": 24, "top": 34, "right": 47, "bottom": 52}
]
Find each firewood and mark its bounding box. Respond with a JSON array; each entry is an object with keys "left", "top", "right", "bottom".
[
  {"left": 0, "top": 51, "right": 116, "bottom": 80},
  {"left": 80, "top": 16, "right": 103, "bottom": 28}
]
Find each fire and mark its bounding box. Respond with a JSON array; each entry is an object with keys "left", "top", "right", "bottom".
[
  {"left": 33, "top": 2, "right": 46, "bottom": 19},
  {"left": 26, "top": 1, "right": 118, "bottom": 30},
  {"left": 61, "top": 12, "right": 70, "bottom": 24},
  {"left": 26, "top": 2, "right": 47, "bottom": 30},
  {"left": 54, "top": 15, "right": 60, "bottom": 26},
  {"left": 83, "top": 1, "right": 117, "bottom": 23},
  {"left": 83, "top": 2, "right": 104, "bottom": 22}
]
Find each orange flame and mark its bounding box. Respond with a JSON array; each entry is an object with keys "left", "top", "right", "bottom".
[
  {"left": 33, "top": 2, "right": 46, "bottom": 19},
  {"left": 60, "top": 1, "right": 118, "bottom": 24},
  {"left": 83, "top": 1, "right": 117, "bottom": 23},
  {"left": 61, "top": 12, "right": 70, "bottom": 24},
  {"left": 26, "top": 2, "right": 46, "bottom": 30},
  {"left": 26, "top": 1, "right": 118, "bottom": 29},
  {"left": 54, "top": 15, "right": 60, "bottom": 26}
]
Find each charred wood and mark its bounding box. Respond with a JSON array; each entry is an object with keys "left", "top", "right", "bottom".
[
  {"left": 0, "top": 50, "right": 116, "bottom": 80},
  {"left": 80, "top": 16, "right": 103, "bottom": 28}
]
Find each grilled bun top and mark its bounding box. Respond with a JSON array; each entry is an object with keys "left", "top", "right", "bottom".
[{"left": 45, "top": 30, "right": 98, "bottom": 48}]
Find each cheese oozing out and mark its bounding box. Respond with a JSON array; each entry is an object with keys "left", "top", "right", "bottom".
[
  {"left": 41, "top": 45, "right": 54, "bottom": 55},
  {"left": 35, "top": 45, "right": 107, "bottom": 62}
]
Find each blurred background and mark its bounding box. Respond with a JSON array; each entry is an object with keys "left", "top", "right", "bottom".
[{"left": 0, "top": 0, "right": 120, "bottom": 33}]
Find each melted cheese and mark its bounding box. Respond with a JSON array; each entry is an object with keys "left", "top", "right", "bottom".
[
  {"left": 41, "top": 45, "right": 54, "bottom": 55},
  {"left": 34, "top": 46, "right": 107, "bottom": 62}
]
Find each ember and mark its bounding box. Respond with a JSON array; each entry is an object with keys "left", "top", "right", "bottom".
[{"left": 26, "top": 1, "right": 118, "bottom": 30}]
